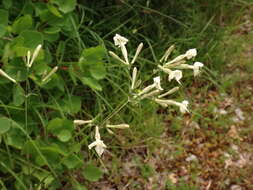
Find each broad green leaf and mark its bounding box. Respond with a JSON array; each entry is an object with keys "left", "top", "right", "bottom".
[
  {"left": 81, "top": 77, "right": 102, "bottom": 91},
  {"left": 43, "top": 32, "right": 60, "bottom": 42},
  {"left": 47, "top": 118, "right": 62, "bottom": 134},
  {"left": 83, "top": 164, "right": 103, "bottom": 182},
  {"left": 44, "top": 26, "right": 60, "bottom": 34},
  {"left": 12, "top": 15, "right": 33, "bottom": 34},
  {"left": 57, "top": 130, "right": 71, "bottom": 142},
  {"left": 22, "top": 2, "right": 34, "bottom": 15},
  {"left": 13, "top": 84, "right": 25, "bottom": 106},
  {"left": 6, "top": 128, "right": 26, "bottom": 149},
  {"left": 60, "top": 96, "right": 81, "bottom": 114},
  {"left": 79, "top": 45, "right": 106, "bottom": 67},
  {"left": 40, "top": 145, "right": 67, "bottom": 156},
  {"left": 63, "top": 154, "right": 82, "bottom": 169},
  {"left": 13, "top": 46, "right": 29, "bottom": 57},
  {"left": 0, "top": 117, "right": 12, "bottom": 134},
  {"left": 39, "top": 74, "right": 64, "bottom": 92},
  {"left": 89, "top": 63, "right": 106, "bottom": 80},
  {"left": 47, "top": 118, "right": 74, "bottom": 141},
  {"left": 22, "top": 140, "right": 40, "bottom": 156},
  {"left": 0, "top": 9, "right": 8, "bottom": 26},
  {"left": 47, "top": 4, "right": 62, "bottom": 18},
  {"left": 20, "top": 30, "right": 43, "bottom": 49},
  {"left": 39, "top": 9, "right": 56, "bottom": 22},
  {"left": 53, "top": 0, "right": 77, "bottom": 13},
  {"left": 33, "top": 171, "right": 53, "bottom": 187},
  {"left": 33, "top": 61, "right": 50, "bottom": 75},
  {"left": 37, "top": 149, "right": 60, "bottom": 166}
]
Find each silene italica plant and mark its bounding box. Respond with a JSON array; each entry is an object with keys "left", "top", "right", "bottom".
[
  {"left": 0, "top": 32, "right": 204, "bottom": 189},
  {"left": 83, "top": 33, "right": 204, "bottom": 157},
  {"left": 4, "top": 34, "right": 203, "bottom": 158}
]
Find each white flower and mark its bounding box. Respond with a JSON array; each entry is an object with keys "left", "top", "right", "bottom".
[
  {"left": 193, "top": 62, "right": 204, "bottom": 76},
  {"left": 160, "top": 45, "right": 175, "bottom": 62},
  {"left": 154, "top": 99, "right": 189, "bottom": 113},
  {"left": 131, "top": 67, "right": 138, "bottom": 90},
  {"left": 137, "top": 84, "right": 156, "bottom": 97},
  {"left": 88, "top": 126, "right": 107, "bottom": 157},
  {"left": 26, "top": 44, "right": 42, "bottom": 67},
  {"left": 185, "top": 48, "right": 197, "bottom": 59},
  {"left": 131, "top": 42, "right": 143, "bottom": 64},
  {"left": 136, "top": 76, "right": 163, "bottom": 98},
  {"left": 179, "top": 100, "right": 189, "bottom": 113},
  {"left": 106, "top": 124, "right": 130, "bottom": 129},
  {"left": 109, "top": 51, "right": 127, "bottom": 65},
  {"left": 113, "top": 34, "right": 129, "bottom": 65},
  {"left": 120, "top": 44, "right": 129, "bottom": 65},
  {"left": 164, "top": 54, "right": 185, "bottom": 65},
  {"left": 153, "top": 76, "right": 163, "bottom": 90},
  {"left": 168, "top": 70, "right": 182, "bottom": 84},
  {"left": 158, "top": 86, "right": 179, "bottom": 98},
  {"left": 42, "top": 66, "right": 58, "bottom": 83},
  {"left": 0, "top": 69, "right": 17, "bottom": 83},
  {"left": 74, "top": 120, "right": 93, "bottom": 125},
  {"left": 139, "top": 89, "right": 160, "bottom": 100},
  {"left": 113, "top": 34, "right": 128, "bottom": 47}
]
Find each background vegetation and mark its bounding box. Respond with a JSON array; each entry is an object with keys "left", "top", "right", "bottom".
[{"left": 0, "top": 0, "right": 252, "bottom": 189}]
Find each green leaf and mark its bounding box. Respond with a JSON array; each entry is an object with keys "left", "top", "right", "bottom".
[
  {"left": 0, "top": 117, "right": 12, "bottom": 134},
  {"left": 63, "top": 154, "right": 82, "bottom": 169},
  {"left": 12, "top": 15, "right": 33, "bottom": 34},
  {"left": 89, "top": 63, "right": 106, "bottom": 80},
  {"left": 43, "top": 32, "right": 60, "bottom": 42},
  {"left": 47, "top": 118, "right": 74, "bottom": 141},
  {"left": 81, "top": 77, "right": 102, "bottom": 91},
  {"left": 20, "top": 30, "right": 43, "bottom": 49},
  {"left": 22, "top": 140, "right": 40, "bottom": 156},
  {"left": 60, "top": 96, "right": 81, "bottom": 114},
  {"left": 0, "top": 9, "right": 8, "bottom": 26},
  {"left": 79, "top": 45, "right": 106, "bottom": 67},
  {"left": 57, "top": 130, "right": 71, "bottom": 142},
  {"left": 47, "top": 118, "right": 63, "bottom": 134},
  {"left": 53, "top": 0, "right": 77, "bottom": 13},
  {"left": 44, "top": 26, "right": 60, "bottom": 34},
  {"left": 83, "top": 164, "right": 103, "bottom": 182},
  {"left": 47, "top": 4, "right": 62, "bottom": 18},
  {"left": 13, "top": 85, "right": 25, "bottom": 106},
  {"left": 6, "top": 128, "right": 26, "bottom": 149}
]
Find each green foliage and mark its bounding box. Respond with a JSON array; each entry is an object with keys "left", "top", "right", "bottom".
[
  {"left": 0, "top": 117, "right": 12, "bottom": 134},
  {"left": 12, "top": 15, "right": 33, "bottom": 34},
  {"left": 77, "top": 45, "right": 106, "bottom": 91},
  {"left": 0, "top": 0, "right": 247, "bottom": 189},
  {"left": 83, "top": 164, "right": 103, "bottom": 182}
]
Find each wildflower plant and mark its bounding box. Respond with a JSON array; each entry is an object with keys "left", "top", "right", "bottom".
[
  {"left": 0, "top": 17, "right": 203, "bottom": 188},
  {"left": 109, "top": 34, "right": 204, "bottom": 115}
]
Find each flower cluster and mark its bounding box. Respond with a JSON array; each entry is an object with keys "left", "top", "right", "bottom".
[
  {"left": 86, "top": 34, "right": 204, "bottom": 158},
  {"left": 109, "top": 34, "right": 204, "bottom": 113}
]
